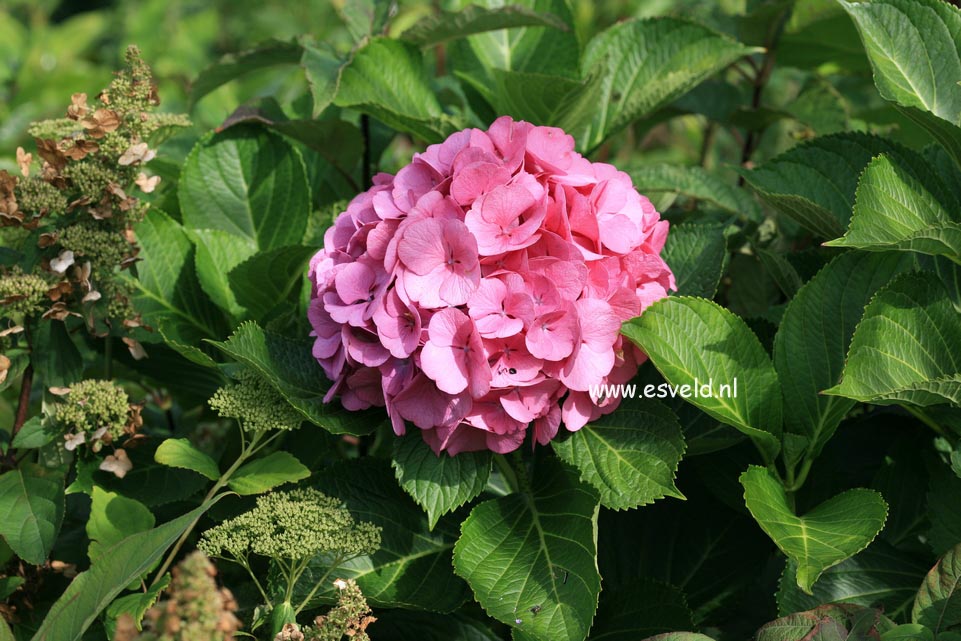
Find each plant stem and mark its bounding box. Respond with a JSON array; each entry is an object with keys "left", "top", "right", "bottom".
[
  {"left": 294, "top": 553, "right": 345, "bottom": 615},
  {"left": 493, "top": 454, "right": 520, "bottom": 494},
  {"left": 150, "top": 429, "right": 268, "bottom": 586},
  {"left": 12, "top": 364, "right": 33, "bottom": 439}
]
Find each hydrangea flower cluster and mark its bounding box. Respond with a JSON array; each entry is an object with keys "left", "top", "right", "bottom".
[{"left": 309, "top": 117, "right": 674, "bottom": 455}]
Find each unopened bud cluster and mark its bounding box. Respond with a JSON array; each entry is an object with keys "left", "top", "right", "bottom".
[
  {"left": 53, "top": 379, "right": 142, "bottom": 454},
  {"left": 208, "top": 369, "right": 304, "bottom": 433}
]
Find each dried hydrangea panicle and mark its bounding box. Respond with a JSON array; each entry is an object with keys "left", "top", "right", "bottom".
[
  {"left": 114, "top": 551, "right": 241, "bottom": 641},
  {"left": 51, "top": 379, "right": 142, "bottom": 470},
  {"left": 208, "top": 369, "right": 303, "bottom": 432}
]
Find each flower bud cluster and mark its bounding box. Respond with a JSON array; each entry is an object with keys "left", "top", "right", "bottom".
[{"left": 208, "top": 369, "right": 304, "bottom": 433}]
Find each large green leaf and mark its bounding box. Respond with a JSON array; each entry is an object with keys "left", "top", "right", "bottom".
[
  {"left": 588, "top": 579, "right": 694, "bottom": 640},
  {"left": 659, "top": 224, "right": 729, "bottom": 299},
  {"left": 227, "top": 245, "right": 315, "bottom": 321},
  {"left": 30, "top": 502, "right": 214, "bottom": 641},
  {"left": 306, "top": 458, "right": 470, "bottom": 611},
  {"left": 640, "top": 635, "right": 716, "bottom": 641},
  {"left": 773, "top": 251, "right": 913, "bottom": 458},
  {"left": 368, "top": 610, "right": 503, "bottom": 640},
  {"left": 839, "top": 0, "right": 961, "bottom": 126},
  {"left": 226, "top": 451, "right": 310, "bottom": 495},
  {"left": 334, "top": 37, "right": 454, "bottom": 142},
  {"left": 154, "top": 438, "right": 220, "bottom": 481},
  {"left": 825, "top": 155, "right": 961, "bottom": 259},
  {"left": 552, "top": 398, "right": 685, "bottom": 510},
  {"left": 578, "top": 18, "right": 758, "bottom": 151},
  {"left": 392, "top": 433, "right": 491, "bottom": 531},
  {"left": 622, "top": 297, "right": 782, "bottom": 462},
  {"left": 300, "top": 44, "right": 347, "bottom": 118},
  {"left": 453, "top": 458, "right": 601, "bottom": 641},
  {"left": 86, "top": 487, "right": 155, "bottom": 564},
  {"left": 449, "top": 0, "right": 579, "bottom": 104},
  {"left": 209, "top": 321, "right": 381, "bottom": 435},
  {"left": 913, "top": 542, "right": 961, "bottom": 633},
  {"left": 32, "top": 321, "right": 83, "bottom": 387},
  {"left": 130, "top": 210, "right": 228, "bottom": 366},
  {"left": 826, "top": 272, "right": 961, "bottom": 406},
  {"left": 741, "top": 133, "right": 917, "bottom": 238},
  {"left": 402, "top": 4, "right": 568, "bottom": 46},
  {"left": 628, "top": 164, "right": 762, "bottom": 220},
  {"left": 777, "top": 542, "right": 929, "bottom": 620},
  {"left": 756, "top": 604, "right": 895, "bottom": 640},
  {"left": 0, "top": 464, "right": 64, "bottom": 565},
  {"left": 741, "top": 465, "right": 888, "bottom": 594},
  {"left": 180, "top": 126, "right": 309, "bottom": 249},
  {"left": 189, "top": 39, "right": 303, "bottom": 106},
  {"left": 179, "top": 126, "right": 310, "bottom": 318}
]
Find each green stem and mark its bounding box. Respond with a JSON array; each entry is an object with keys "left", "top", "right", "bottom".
[
  {"left": 784, "top": 458, "right": 813, "bottom": 493},
  {"left": 150, "top": 428, "right": 268, "bottom": 586},
  {"left": 294, "top": 553, "right": 345, "bottom": 615},
  {"left": 904, "top": 405, "right": 948, "bottom": 439},
  {"left": 493, "top": 454, "right": 520, "bottom": 494}
]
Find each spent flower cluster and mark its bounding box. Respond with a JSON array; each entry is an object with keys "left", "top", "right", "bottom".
[
  {"left": 309, "top": 116, "right": 674, "bottom": 454},
  {"left": 274, "top": 579, "right": 375, "bottom": 641},
  {"left": 0, "top": 45, "right": 188, "bottom": 346},
  {"left": 113, "top": 552, "right": 242, "bottom": 641}
]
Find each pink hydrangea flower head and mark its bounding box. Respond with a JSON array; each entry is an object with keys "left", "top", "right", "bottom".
[{"left": 308, "top": 116, "right": 674, "bottom": 455}]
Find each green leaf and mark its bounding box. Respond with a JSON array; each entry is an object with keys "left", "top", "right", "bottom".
[
  {"left": 773, "top": 251, "right": 913, "bottom": 458},
  {"left": 741, "top": 465, "right": 888, "bottom": 594},
  {"left": 741, "top": 133, "right": 919, "bottom": 238},
  {"left": 11, "top": 416, "right": 58, "bottom": 450},
  {"left": 209, "top": 321, "right": 381, "bottom": 435},
  {"left": 392, "top": 432, "right": 491, "bottom": 531},
  {"left": 227, "top": 451, "right": 310, "bottom": 495},
  {"left": 402, "top": 4, "right": 568, "bottom": 47},
  {"left": 777, "top": 542, "right": 929, "bottom": 620},
  {"left": 840, "top": 0, "right": 961, "bottom": 127},
  {"left": 588, "top": 579, "right": 694, "bottom": 640},
  {"left": 0, "top": 619, "right": 12, "bottom": 641},
  {"left": 300, "top": 44, "right": 347, "bottom": 118},
  {"left": 30, "top": 502, "right": 215, "bottom": 641},
  {"left": 622, "top": 297, "right": 782, "bottom": 462},
  {"left": 130, "top": 209, "right": 228, "bottom": 366},
  {"left": 189, "top": 39, "right": 303, "bottom": 106},
  {"left": 0, "top": 576, "right": 24, "bottom": 601},
  {"left": 825, "top": 272, "right": 961, "bottom": 406},
  {"left": 899, "top": 105, "right": 961, "bottom": 170},
  {"left": 756, "top": 604, "right": 894, "bottom": 641},
  {"left": 628, "top": 164, "right": 762, "bottom": 220},
  {"left": 104, "top": 575, "right": 170, "bottom": 638},
  {"left": 368, "top": 609, "right": 503, "bottom": 640},
  {"left": 180, "top": 126, "right": 309, "bottom": 248},
  {"left": 640, "top": 635, "right": 716, "bottom": 641},
  {"left": 578, "top": 18, "right": 759, "bottom": 151},
  {"left": 188, "top": 228, "right": 254, "bottom": 320},
  {"left": 0, "top": 463, "right": 64, "bottom": 564},
  {"left": 33, "top": 320, "right": 83, "bottom": 387},
  {"left": 552, "top": 398, "right": 685, "bottom": 510},
  {"left": 825, "top": 155, "right": 961, "bottom": 259},
  {"left": 913, "top": 542, "right": 961, "bottom": 632},
  {"left": 227, "top": 245, "right": 315, "bottom": 320},
  {"left": 453, "top": 458, "right": 601, "bottom": 641},
  {"left": 154, "top": 438, "right": 220, "bottom": 481},
  {"left": 307, "top": 458, "right": 471, "bottom": 611},
  {"left": 334, "top": 37, "right": 453, "bottom": 142},
  {"left": 486, "top": 68, "right": 592, "bottom": 127},
  {"left": 757, "top": 248, "right": 803, "bottom": 299},
  {"left": 87, "top": 487, "right": 155, "bottom": 564},
  {"left": 660, "top": 224, "right": 729, "bottom": 299},
  {"left": 449, "top": 0, "right": 579, "bottom": 105},
  {"left": 881, "top": 624, "right": 934, "bottom": 641}
]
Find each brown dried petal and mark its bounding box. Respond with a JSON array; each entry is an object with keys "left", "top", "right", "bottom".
[
  {"left": 59, "top": 138, "right": 99, "bottom": 161},
  {"left": 35, "top": 139, "right": 67, "bottom": 171},
  {"left": 38, "top": 232, "right": 59, "bottom": 248},
  {"left": 122, "top": 337, "right": 147, "bottom": 360},
  {"left": 118, "top": 142, "right": 155, "bottom": 166},
  {"left": 0, "top": 354, "right": 10, "bottom": 386},
  {"left": 134, "top": 172, "right": 161, "bottom": 193},
  {"left": 81, "top": 109, "right": 120, "bottom": 138},
  {"left": 16, "top": 147, "right": 32, "bottom": 178},
  {"left": 67, "top": 93, "right": 88, "bottom": 120}
]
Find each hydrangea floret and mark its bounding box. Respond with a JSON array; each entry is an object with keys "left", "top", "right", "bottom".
[{"left": 309, "top": 116, "right": 675, "bottom": 454}]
